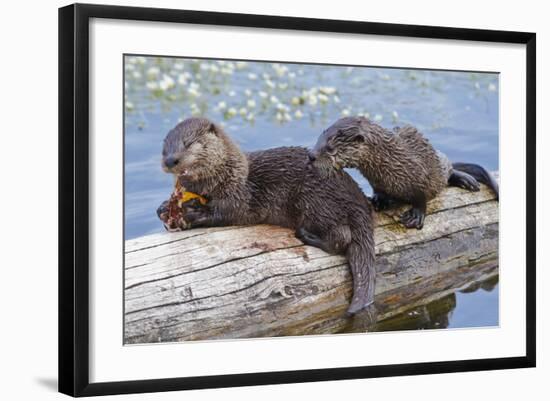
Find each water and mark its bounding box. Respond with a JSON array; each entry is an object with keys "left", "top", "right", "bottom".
[
  {"left": 124, "top": 55, "right": 499, "bottom": 330},
  {"left": 375, "top": 277, "right": 499, "bottom": 331}
]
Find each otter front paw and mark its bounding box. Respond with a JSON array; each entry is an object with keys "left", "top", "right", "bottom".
[
  {"left": 157, "top": 199, "right": 188, "bottom": 232},
  {"left": 156, "top": 200, "right": 171, "bottom": 223},
  {"left": 456, "top": 175, "right": 480, "bottom": 191},
  {"left": 184, "top": 208, "right": 210, "bottom": 227},
  {"left": 400, "top": 207, "right": 425, "bottom": 230}
]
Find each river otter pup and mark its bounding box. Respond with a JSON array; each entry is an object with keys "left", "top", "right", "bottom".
[
  {"left": 157, "top": 117, "right": 376, "bottom": 315},
  {"left": 309, "top": 116, "right": 499, "bottom": 229}
]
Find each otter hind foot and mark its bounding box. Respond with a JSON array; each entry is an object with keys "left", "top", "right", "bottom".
[
  {"left": 448, "top": 170, "right": 480, "bottom": 192},
  {"left": 400, "top": 207, "right": 425, "bottom": 230},
  {"left": 295, "top": 227, "right": 334, "bottom": 254}
]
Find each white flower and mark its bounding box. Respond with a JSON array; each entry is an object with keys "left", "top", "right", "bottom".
[
  {"left": 276, "top": 103, "right": 289, "bottom": 112},
  {"left": 187, "top": 87, "right": 201, "bottom": 97},
  {"left": 270, "top": 95, "right": 279, "bottom": 104},
  {"left": 178, "top": 74, "right": 187, "bottom": 85},
  {"left": 392, "top": 111, "right": 399, "bottom": 120},
  {"left": 247, "top": 99, "right": 256, "bottom": 108},
  {"left": 244, "top": 89, "right": 252, "bottom": 97},
  {"left": 488, "top": 83, "right": 497, "bottom": 91},
  {"left": 265, "top": 80, "right": 276, "bottom": 89},
  {"left": 236, "top": 61, "right": 248, "bottom": 69},
  {"left": 474, "top": 82, "right": 481, "bottom": 89},
  {"left": 308, "top": 95, "right": 318, "bottom": 106},
  {"left": 294, "top": 109, "right": 303, "bottom": 119},
  {"left": 317, "top": 93, "right": 329, "bottom": 104},
  {"left": 159, "top": 74, "right": 175, "bottom": 91},
  {"left": 173, "top": 62, "right": 184, "bottom": 70},
  {"left": 190, "top": 103, "right": 201, "bottom": 115},
  {"left": 258, "top": 91, "right": 268, "bottom": 98},
  {"left": 278, "top": 83, "right": 288, "bottom": 90},
  {"left": 239, "top": 107, "right": 248, "bottom": 116},
  {"left": 341, "top": 109, "right": 350, "bottom": 116},
  {"left": 374, "top": 114, "right": 383, "bottom": 122},
  {"left": 288, "top": 72, "right": 296, "bottom": 79},
  {"left": 291, "top": 97, "right": 301, "bottom": 106},
  {"left": 146, "top": 67, "right": 160, "bottom": 79},
  {"left": 333, "top": 95, "right": 340, "bottom": 103},
  {"left": 272, "top": 64, "right": 289, "bottom": 77},
  {"left": 226, "top": 107, "right": 237, "bottom": 118},
  {"left": 246, "top": 112, "right": 255, "bottom": 121},
  {"left": 132, "top": 71, "right": 141, "bottom": 79},
  {"left": 228, "top": 90, "right": 236, "bottom": 97},
  {"left": 146, "top": 81, "right": 158, "bottom": 90},
  {"left": 217, "top": 101, "right": 227, "bottom": 110},
  {"left": 319, "top": 86, "right": 336, "bottom": 95},
  {"left": 210, "top": 64, "right": 219, "bottom": 73},
  {"left": 381, "top": 73, "right": 391, "bottom": 81},
  {"left": 125, "top": 101, "right": 134, "bottom": 110},
  {"left": 248, "top": 73, "right": 258, "bottom": 80}
]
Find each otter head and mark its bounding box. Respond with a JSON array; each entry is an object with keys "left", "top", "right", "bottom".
[
  {"left": 309, "top": 116, "right": 369, "bottom": 173},
  {"left": 161, "top": 117, "right": 230, "bottom": 182}
]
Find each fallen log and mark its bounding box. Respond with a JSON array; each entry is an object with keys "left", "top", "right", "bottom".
[{"left": 125, "top": 178, "right": 499, "bottom": 343}]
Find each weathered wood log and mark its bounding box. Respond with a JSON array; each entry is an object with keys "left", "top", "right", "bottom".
[{"left": 125, "top": 179, "right": 499, "bottom": 343}]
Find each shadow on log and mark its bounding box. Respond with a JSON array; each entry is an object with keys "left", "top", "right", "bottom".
[{"left": 124, "top": 177, "right": 499, "bottom": 343}]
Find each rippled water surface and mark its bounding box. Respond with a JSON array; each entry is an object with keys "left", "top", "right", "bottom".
[{"left": 124, "top": 55, "right": 499, "bottom": 330}]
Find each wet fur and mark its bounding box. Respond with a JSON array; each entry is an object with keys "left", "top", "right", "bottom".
[
  {"left": 311, "top": 116, "right": 498, "bottom": 229},
  {"left": 161, "top": 117, "right": 376, "bottom": 316}
]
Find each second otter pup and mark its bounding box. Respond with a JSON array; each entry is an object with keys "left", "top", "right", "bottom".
[
  {"left": 309, "top": 116, "right": 499, "bottom": 229},
  {"left": 157, "top": 117, "right": 376, "bottom": 315}
]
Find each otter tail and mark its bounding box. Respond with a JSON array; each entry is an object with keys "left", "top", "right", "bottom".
[
  {"left": 346, "top": 208, "right": 377, "bottom": 325},
  {"left": 453, "top": 162, "right": 499, "bottom": 200}
]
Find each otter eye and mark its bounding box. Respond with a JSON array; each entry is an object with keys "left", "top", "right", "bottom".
[{"left": 326, "top": 143, "right": 337, "bottom": 155}]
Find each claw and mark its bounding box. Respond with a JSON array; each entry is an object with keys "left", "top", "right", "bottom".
[{"left": 400, "top": 208, "right": 425, "bottom": 230}]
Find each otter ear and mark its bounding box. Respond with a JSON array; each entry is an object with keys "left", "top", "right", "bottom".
[{"left": 208, "top": 122, "right": 219, "bottom": 136}]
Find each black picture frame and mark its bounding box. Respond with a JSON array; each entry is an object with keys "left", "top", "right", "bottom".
[{"left": 59, "top": 3, "right": 536, "bottom": 397}]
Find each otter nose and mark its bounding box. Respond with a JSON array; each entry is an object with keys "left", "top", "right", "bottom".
[
  {"left": 164, "top": 156, "right": 179, "bottom": 168},
  {"left": 307, "top": 151, "right": 317, "bottom": 163}
]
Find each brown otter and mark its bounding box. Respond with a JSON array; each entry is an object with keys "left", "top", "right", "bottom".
[
  {"left": 157, "top": 117, "right": 376, "bottom": 315},
  {"left": 309, "top": 116, "right": 499, "bottom": 229}
]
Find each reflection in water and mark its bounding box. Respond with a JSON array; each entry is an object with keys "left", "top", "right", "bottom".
[{"left": 373, "top": 275, "right": 499, "bottom": 332}]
